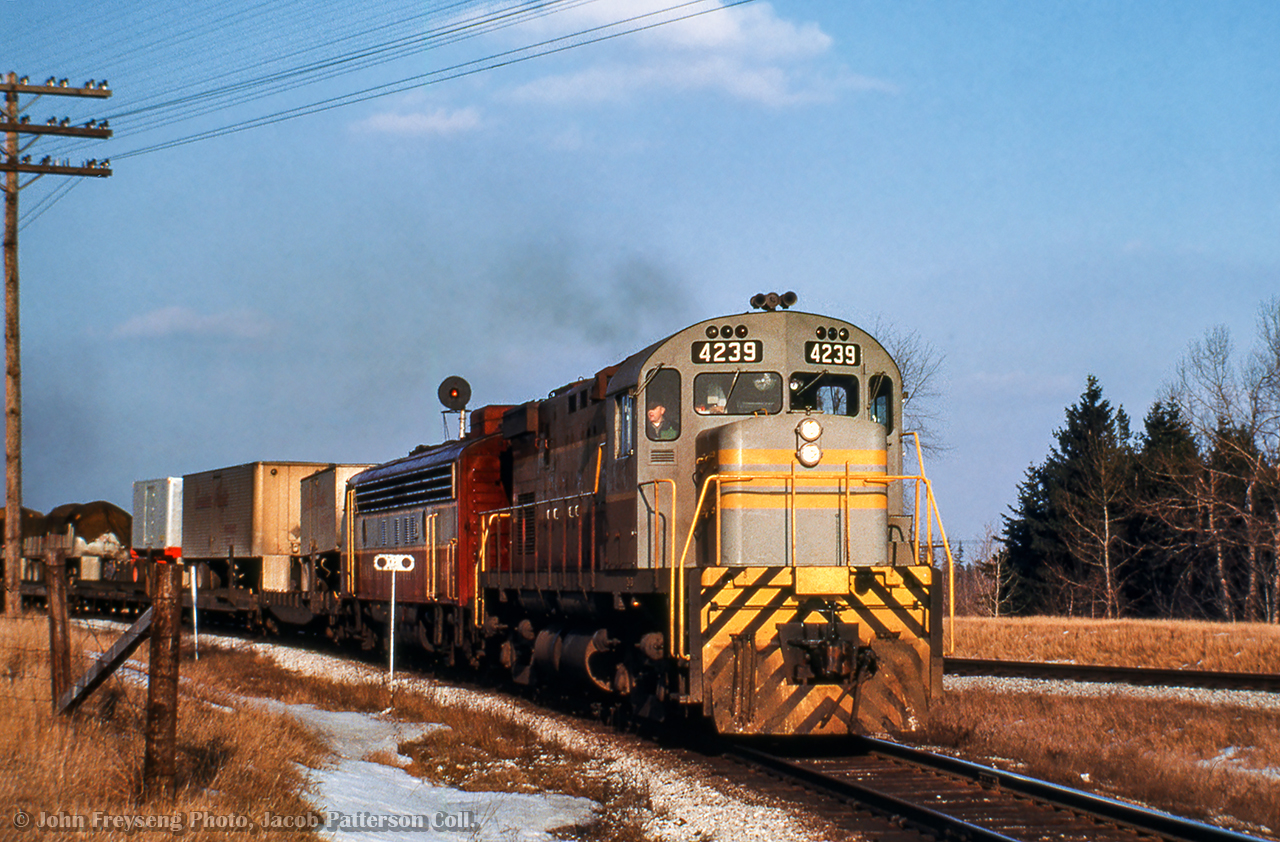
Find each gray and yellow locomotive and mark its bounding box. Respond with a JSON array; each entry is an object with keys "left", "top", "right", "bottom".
[{"left": 341, "top": 293, "right": 948, "bottom": 734}]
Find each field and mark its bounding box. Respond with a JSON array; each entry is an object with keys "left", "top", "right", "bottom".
[
  {"left": 922, "top": 617, "right": 1280, "bottom": 837},
  {"left": 947, "top": 615, "right": 1280, "bottom": 672}
]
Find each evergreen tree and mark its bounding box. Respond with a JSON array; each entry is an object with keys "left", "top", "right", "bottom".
[
  {"left": 1002, "top": 376, "right": 1134, "bottom": 616},
  {"left": 1126, "top": 401, "right": 1206, "bottom": 617}
]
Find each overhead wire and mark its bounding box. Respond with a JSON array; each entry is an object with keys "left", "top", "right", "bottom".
[
  {"left": 28, "top": 0, "right": 588, "bottom": 159},
  {"left": 117, "top": 0, "right": 757, "bottom": 159},
  {"left": 11, "top": 0, "right": 758, "bottom": 221},
  {"left": 104, "top": 0, "right": 588, "bottom": 129},
  {"left": 18, "top": 180, "right": 82, "bottom": 231}
]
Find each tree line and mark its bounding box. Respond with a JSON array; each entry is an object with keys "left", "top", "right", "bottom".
[{"left": 963, "top": 298, "right": 1280, "bottom": 622}]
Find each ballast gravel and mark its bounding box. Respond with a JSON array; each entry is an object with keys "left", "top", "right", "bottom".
[{"left": 944, "top": 674, "right": 1280, "bottom": 711}]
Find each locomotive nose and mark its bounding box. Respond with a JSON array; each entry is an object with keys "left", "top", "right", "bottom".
[{"left": 695, "top": 414, "right": 888, "bottom": 567}]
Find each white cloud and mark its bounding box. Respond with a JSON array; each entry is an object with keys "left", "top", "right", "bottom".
[
  {"left": 506, "top": 1, "right": 887, "bottom": 106},
  {"left": 514, "top": 57, "right": 893, "bottom": 107},
  {"left": 353, "top": 106, "right": 482, "bottom": 137},
  {"left": 111, "top": 306, "right": 273, "bottom": 340},
  {"left": 538, "top": 0, "right": 830, "bottom": 58}
]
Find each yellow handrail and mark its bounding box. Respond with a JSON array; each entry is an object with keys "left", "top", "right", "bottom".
[
  {"left": 673, "top": 475, "right": 731, "bottom": 660},
  {"left": 904, "top": 431, "right": 957, "bottom": 653},
  {"left": 637, "top": 479, "right": 679, "bottom": 656},
  {"left": 475, "top": 511, "right": 510, "bottom": 627},
  {"left": 344, "top": 487, "right": 356, "bottom": 594},
  {"left": 427, "top": 511, "right": 439, "bottom": 599}
]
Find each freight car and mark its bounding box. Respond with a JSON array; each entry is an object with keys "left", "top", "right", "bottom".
[
  {"left": 178, "top": 461, "right": 371, "bottom": 623},
  {"left": 336, "top": 294, "right": 952, "bottom": 734},
  {"left": 16, "top": 501, "right": 134, "bottom": 609}
]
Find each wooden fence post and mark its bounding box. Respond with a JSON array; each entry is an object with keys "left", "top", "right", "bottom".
[
  {"left": 45, "top": 547, "right": 70, "bottom": 714},
  {"left": 143, "top": 562, "right": 180, "bottom": 800}
]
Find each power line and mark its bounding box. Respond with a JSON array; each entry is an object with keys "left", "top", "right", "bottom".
[
  {"left": 11, "top": 0, "right": 758, "bottom": 217},
  {"left": 18, "top": 179, "right": 81, "bottom": 231},
  {"left": 105, "top": 0, "right": 588, "bottom": 129},
  {"left": 117, "top": 0, "right": 756, "bottom": 160},
  {"left": 27, "top": 0, "right": 592, "bottom": 160}
]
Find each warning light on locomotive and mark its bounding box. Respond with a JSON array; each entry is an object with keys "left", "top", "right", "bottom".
[{"left": 438, "top": 376, "right": 471, "bottom": 411}]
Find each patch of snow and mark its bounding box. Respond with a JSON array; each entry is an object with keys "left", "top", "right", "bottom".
[
  {"left": 1197, "top": 746, "right": 1280, "bottom": 783},
  {"left": 257, "top": 699, "right": 443, "bottom": 764},
  {"left": 76, "top": 620, "right": 835, "bottom": 842},
  {"left": 306, "top": 758, "right": 595, "bottom": 842}
]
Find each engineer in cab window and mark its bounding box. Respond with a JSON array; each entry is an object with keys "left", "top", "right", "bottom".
[{"left": 647, "top": 402, "right": 678, "bottom": 441}]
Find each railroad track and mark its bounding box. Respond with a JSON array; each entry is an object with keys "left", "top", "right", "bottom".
[
  {"left": 728, "top": 736, "right": 1266, "bottom": 842},
  {"left": 944, "top": 657, "right": 1280, "bottom": 693}
]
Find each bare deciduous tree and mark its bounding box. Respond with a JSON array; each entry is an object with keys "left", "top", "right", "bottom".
[
  {"left": 1166, "top": 297, "right": 1280, "bottom": 622},
  {"left": 873, "top": 317, "right": 948, "bottom": 457}
]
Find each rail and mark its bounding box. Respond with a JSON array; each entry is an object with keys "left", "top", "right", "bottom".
[
  {"left": 474, "top": 511, "right": 510, "bottom": 628},
  {"left": 729, "top": 738, "right": 1262, "bottom": 842},
  {"left": 944, "top": 658, "right": 1280, "bottom": 693}
]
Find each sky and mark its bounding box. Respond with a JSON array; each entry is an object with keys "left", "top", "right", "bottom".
[{"left": 4, "top": 0, "right": 1279, "bottom": 548}]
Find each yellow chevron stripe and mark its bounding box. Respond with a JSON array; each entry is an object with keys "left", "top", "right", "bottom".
[{"left": 702, "top": 565, "right": 934, "bottom": 590}]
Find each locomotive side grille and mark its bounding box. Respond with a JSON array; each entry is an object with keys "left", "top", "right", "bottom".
[
  {"left": 513, "top": 492, "right": 536, "bottom": 556},
  {"left": 355, "top": 464, "right": 453, "bottom": 512},
  {"left": 649, "top": 449, "right": 676, "bottom": 465}
]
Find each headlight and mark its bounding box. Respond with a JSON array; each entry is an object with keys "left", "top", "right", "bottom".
[
  {"left": 797, "top": 417, "right": 822, "bottom": 442},
  {"left": 797, "top": 442, "right": 822, "bottom": 467}
]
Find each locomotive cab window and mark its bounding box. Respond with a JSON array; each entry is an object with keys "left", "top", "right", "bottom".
[
  {"left": 694, "top": 371, "right": 782, "bottom": 415},
  {"left": 615, "top": 394, "right": 635, "bottom": 457},
  {"left": 644, "top": 368, "right": 681, "bottom": 441},
  {"left": 788, "top": 372, "right": 858, "bottom": 416},
  {"left": 869, "top": 374, "right": 894, "bottom": 431}
]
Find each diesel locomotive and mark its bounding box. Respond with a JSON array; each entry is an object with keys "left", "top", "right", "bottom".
[
  {"left": 31, "top": 294, "right": 953, "bottom": 735},
  {"left": 340, "top": 293, "right": 949, "bottom": 734}
]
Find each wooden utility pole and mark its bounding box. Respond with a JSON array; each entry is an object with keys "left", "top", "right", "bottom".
[
  {"left": 2, "top": 73, "right": 111, "bottom": 615},
  {"left": 143, "top": 563, "right": 180, "bottom": 801}
]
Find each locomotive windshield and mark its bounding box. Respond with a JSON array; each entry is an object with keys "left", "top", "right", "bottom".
[
  {"left": 693, "top": 371, "right": 782, "bottom": 415},
  {"left": 788, "top": 372, "right": 859, "bottom": 416}
]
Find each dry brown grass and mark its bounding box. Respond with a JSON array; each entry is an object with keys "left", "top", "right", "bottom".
[
  {"left": 921, "top": 687, "right": 1280, "bottom": 837},
  {"left": 948, "top": 616, "right": 1280, "bottom": 672},
  {"left": 0, "top": 616, "right": 327, "bottom": 841}
]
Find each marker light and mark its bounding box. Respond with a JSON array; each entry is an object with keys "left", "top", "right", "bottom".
[
  {"left": 797, "top": 442, "right": 822, "bottom": 467},
  {"left": 797, "top": 417, "right": 822, "bottom": 442}
]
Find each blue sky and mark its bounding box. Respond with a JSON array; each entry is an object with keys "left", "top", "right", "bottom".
[{"left": 5, "top": 0, "right": 1279, "bottom": 547}]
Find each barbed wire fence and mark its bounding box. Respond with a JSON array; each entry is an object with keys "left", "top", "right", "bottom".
[{"left": 0, "top": 548, "right": 181, "bottom": 809}]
